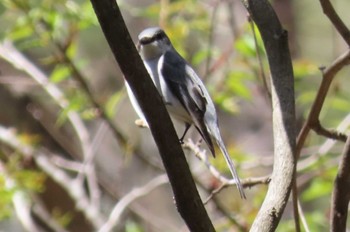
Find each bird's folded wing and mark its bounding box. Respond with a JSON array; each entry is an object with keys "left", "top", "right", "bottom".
[{"left": 160, "top": 51, "right": 215, "bottom": 155}]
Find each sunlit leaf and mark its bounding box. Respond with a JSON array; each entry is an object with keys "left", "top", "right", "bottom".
[
  {"left": 302, "top": 178, "right": 332, "bottom": 202},
  {"left": 106, "top": 90, "right": 126, "bottom": 118},
  {"left": 125, "top": 220, "right": 144, "bottom": 232},
  {"left": 50, "top": 65, "right": 71, "bottom": 83},
  {"left": 235, "top": 35, "right": 256, "bottom": 57}
]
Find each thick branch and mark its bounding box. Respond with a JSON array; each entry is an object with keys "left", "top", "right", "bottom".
[
  {"left": 330, "top": 135, "right": 350, "bottom": 232},
  {"left": 242, "top": 1, "right": 296, "bottom": 231},
  {"left": 89, "top": 0, "right": 215, "bottom": 231}
]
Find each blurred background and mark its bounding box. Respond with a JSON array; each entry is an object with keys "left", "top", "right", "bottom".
[{"left": 0, "top": 0, "right": 349, "bottom": 231}]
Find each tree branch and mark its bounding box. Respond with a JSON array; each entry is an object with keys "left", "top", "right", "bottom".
[
  {"left": 330, "top": 135, "right": 350, "bottom": 232},
  {"left": 89, "top": 0, "right": 215, "bottom": 231},
  {"left": 240, "top": 1, "right": 297, "bottom": 231},
  {"left": 297, "top": 50, "right": 350, "bottom": 156},
  {"left": 99, "top": 174, "right": 168, "bottom": 232},
  {"left": 319, "top": 0, "right": 350, "bottom": 46},
  {"left": 0, "top": 127, "right": 105, "bottom": 229}
]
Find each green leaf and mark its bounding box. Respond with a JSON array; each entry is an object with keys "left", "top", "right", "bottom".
[
  {"left": 302, "top": 178, "right": 332, "bottom": 202},
  {"left": 227, "top": 71, "right": 252, "bottom": 100},
  {"left": 235, "top": 35, "right": 256, "bottom": 57},
  {"left": 50, "top": 65, "right": 71, "bottom": 83},
  {"left": 8, "top": 26, "right": 33, "bottom": 41},
  {"left": 125, "top": 220, "right": 144, "bottom": 232},
  {"left": 106, "top": 90, "right": 126, "bottom": 118}
]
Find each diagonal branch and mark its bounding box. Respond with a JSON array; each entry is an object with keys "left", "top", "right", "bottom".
[
  {"left": 89, "top": 0, "right": 215, "bottom": 231},
  {"left": 296, "top": 49, "right": 350, "bottom": 159},
  {"left": 319, "top": 0, "right": 350, "bottom": 46},
  {"left": 99, "top": 174, "right": 168, "bottom": 232}
]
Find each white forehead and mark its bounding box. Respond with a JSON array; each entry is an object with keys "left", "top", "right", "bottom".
[{"left": 138, "top": 27, "right": 162, "bottom": 40}]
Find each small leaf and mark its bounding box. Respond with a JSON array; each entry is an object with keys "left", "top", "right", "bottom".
[
  {"left": 106, "top": 90, "right": 126, "bottom": 118},
  {"left": 50, "top": 65, "right": 71, "bottom": 83},
  {"left": 302, "top": 178, "right": 332, "bottom": 202}
]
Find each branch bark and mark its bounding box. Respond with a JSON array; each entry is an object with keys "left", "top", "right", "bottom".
[
  {"left": 330, "top": 135, "right": 350, "bottom": 232},
  {"left": 241, "top": 1, "right": 296, "bottom": 231},
  {"left": 319, "top": 0, "right": 350, "bottom": 46},
  {"left": 89, "top": 0, "right": 215, "bottom": 231}
]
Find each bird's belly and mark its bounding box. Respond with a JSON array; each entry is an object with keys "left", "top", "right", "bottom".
[
  {"left": 165, "top": 100, "right": 192, "bottom": 123},
  {"left": 161, "top": 87, "right": 192, "bottom": 124}
]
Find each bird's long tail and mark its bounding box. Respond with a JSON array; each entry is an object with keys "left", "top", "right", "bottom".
[{"left": 216, "top": 134, "right": 246, "bottom": 199}]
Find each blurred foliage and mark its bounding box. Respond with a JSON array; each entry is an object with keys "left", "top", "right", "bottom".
[
  {"left": 0, "top": 152, "right": 46, "bottom": 221},
  {"left": 125, "top": 220, "right": 144, "bottom": 232},
  {"left": 0, "top": 0, "right": 349, "bottom": 231},
  {"left": 52, "top": 208, "right": 73, "bottom": 228},
  {"left": 0, "top": 0, "right": 101, "bottom": 123},
  {"left": 0, "top": 175, "right": 14, "bottom": 220}
]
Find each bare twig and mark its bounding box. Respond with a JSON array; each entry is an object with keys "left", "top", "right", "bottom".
[
  {"left": 298, "top": 113, "right": 350, "bottom": 172},
  {"left": 32, "top": 202, "right": 69, "bottom": 232},
  {"left": 183, "top": 139, "right": 232, "bottom": 184},
  {"left": 184, "top": 139, "right": 270, "bottom": 213},
  {"left": 204, "top": 0, "right": 220, "bottom": 78},
  {"left": 248, "top": 15, "right": 271, "bottom": 101},
  {"left": 296, "top": 37, "right": 350, "bottom": 160},
  {"left": 319, "top": 0, "right": 350, "bottom": 46},
  {"left": 330, "top": 135, "right": 350, "bottom": 231},
  {"left": 98, "top": 175, "right": 168, "bottom": 232},
  {"left": 184, "top": 139, "right": 270, "bottom": 188},
  {"left": 311, "top": 121, "right": 347, "bottom": 142},
  {"left": 297, "top": 199, "right": 311, "bottom": 232},
  {"left": 203, "top": 175, "right": 270, "bottom": 205}
]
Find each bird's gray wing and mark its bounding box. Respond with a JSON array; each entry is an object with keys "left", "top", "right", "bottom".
[{"left": 160, "top": 51, "right": 215, "bottom": 156}]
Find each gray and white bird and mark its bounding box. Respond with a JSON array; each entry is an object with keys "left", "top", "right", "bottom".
[{"left": 127, "top": 27, "right": 245, "bottom": 198}]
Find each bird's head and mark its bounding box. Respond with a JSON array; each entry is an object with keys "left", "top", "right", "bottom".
[{"left": 137, "top": 27, "right": 172, "bottom": 60}]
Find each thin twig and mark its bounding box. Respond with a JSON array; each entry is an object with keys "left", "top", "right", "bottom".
[
  {"left": 98, "top": 175, "right": 168, "bottom": 232},
  {"left": 319, "top": 0, "right": 350, "bottom": 46},
  {"left": 297, "top": 199, "right": 311, "bottom": 232},
  {"left": 298, "top": 113, "right": 350, "bottom": 172},
  {"left": 248, "top": 15, "right": 271, "bottom": 101},
  {"left": 204, "top": 0, "right": 220, "bottom": 78},
  {"left": 32, "top": 202, "right": 69, "bottom": 232},
  {"left": 296, "top": 44, "right": 350, "bottom": 159},
  {"left": 184, "top": 139, "right": 270, "bottom": 201}
]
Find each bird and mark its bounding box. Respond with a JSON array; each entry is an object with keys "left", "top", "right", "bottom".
[{"left": 127, "top": 27, "right": 245, "bottom": 198}]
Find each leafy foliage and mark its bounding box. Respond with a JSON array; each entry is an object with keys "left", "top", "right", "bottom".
[{"left": 0, "top": 0, "right": 349, "bottom": 231}]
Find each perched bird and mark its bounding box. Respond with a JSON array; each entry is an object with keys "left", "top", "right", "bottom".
[{"left": 127, "top": 27, "right": 245, "bottom": 198}]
